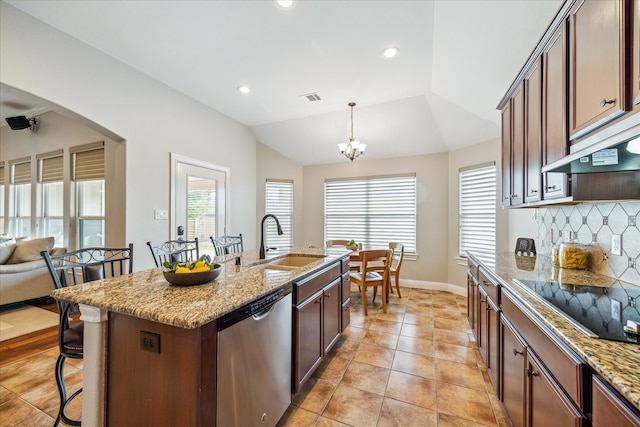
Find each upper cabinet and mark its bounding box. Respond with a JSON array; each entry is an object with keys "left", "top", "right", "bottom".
[
  {"left": 569, "top": 0, "right": 630, "bottom": 140},
  {"left": 497, "top": 0, "right": 639, "bottom": 208},
  {"left": 634, "top": 0, "right": 640, "bottom": 106},
  {"left": 542, "top": 23, "right": 570, "bottom": 200}
]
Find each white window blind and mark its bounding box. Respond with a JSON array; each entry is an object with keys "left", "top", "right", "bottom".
[
  {"left": 459, "top": 163, "right": 497, "bottom": 268},
  {"left": 265, "top": 179, "right": 293, "bottom": 249},
  {"left": 0, "top": 163, "right": 5, "bottom": 186},
  {"left": 10, "top": 158, "right": 31, "bottom": 184},
  {"left": 325, "top": 174, "right": 416, "bottom": 253}
]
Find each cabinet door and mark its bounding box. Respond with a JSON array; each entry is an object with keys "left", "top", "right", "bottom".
[
  {"left": 542, "top": 23, "right": 570, "bottom": 200},
  {"left": 501, "top": 316, "right": 526, "bottom": 427},
  {"left": 527, "top": 353, "right": 587, "bottom": 427},
  {"left": 341, "top": 299, "right": 351, "bottom": 331},
  {"left": 525, "top": 57, "right": 542, "bottom": 203},
  {"left": 478, "top": 288, "right": 488, "bottom": 361},
  {"left": 511, "top": 83, "right": 525, "bottom": 206},
  {"left": 634, "top": 0, "right": 640, "bottom": 106},
  {"left": 592, "top": 375, "right": 640, "bottom": 427},
  {"left": 569, "top": 0, "right": 628, "bottom": 139},
  {"left": 501, "top": 104, "right": 513, "bottom": 207},
  {"left": 323, "top": 279, "right": 341, "bottom": 354},
  {"left": 294, "top": 290, "right": 323, "bottom": 392},
  {"left": 467, "top": 270, "right": 477, "bottom": 333},
  {"left": 486, "top": 297, "right": 500, "bottom": 393}
]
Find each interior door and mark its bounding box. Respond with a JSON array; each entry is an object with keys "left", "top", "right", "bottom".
[{"left": 171, "top": 154, "right": 228, "bottom": 255}]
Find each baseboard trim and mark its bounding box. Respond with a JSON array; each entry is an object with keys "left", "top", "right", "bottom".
[{"left": 400, "top": 279, "right": 466, "bottom": 296}]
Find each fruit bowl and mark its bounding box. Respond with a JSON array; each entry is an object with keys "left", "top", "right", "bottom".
[
  {"left": 345, "top": 244, "right": 358, "bottom": 251},
  {"left": 163, "top": 264, "right": 222, "bottom": 286}
]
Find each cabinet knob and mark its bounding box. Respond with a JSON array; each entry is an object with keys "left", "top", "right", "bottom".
[
  {"left": 600, "top": 98, "right": 616, "bottom": 107},
  {"left": 530, "top": 189, "right": 538, "bottom": 194},
  {"left": 324, "top": 293, "right": 331, "bottom": 298},
  {"left": 546, "top": 185, "right": 556, "bottom": 190},
  {"left": 513, "top": 349, "right": 524, "bottom": 356},
  {"left": 511, "top": 194, "right": 519, "bottom": 199},
  {"left": 526, "top": 368, "right": 540, "bottom": 378}
]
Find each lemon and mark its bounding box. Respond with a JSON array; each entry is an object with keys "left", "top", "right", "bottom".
[{"left": 175, "top": 267, "right": 191, "bottom": 274}]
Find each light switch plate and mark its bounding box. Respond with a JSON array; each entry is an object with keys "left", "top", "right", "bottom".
[{"left": 154, "top": 209, "right": 168, "bottom": 220}]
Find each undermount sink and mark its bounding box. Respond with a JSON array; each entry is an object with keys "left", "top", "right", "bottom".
[{"left": 250, "top": 256, "right": 324, "bottom": 271}]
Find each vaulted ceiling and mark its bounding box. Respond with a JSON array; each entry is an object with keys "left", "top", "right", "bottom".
[{"left": 1, "top": 0, "right": 562, "bottom": 165}]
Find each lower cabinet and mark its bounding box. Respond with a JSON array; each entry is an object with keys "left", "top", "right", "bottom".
[
  {"left": 292, "top": 259, "right": 345, "bottom": 393},
  {"left": 501, "top": 316, "right": 526, "bottom": 427},
  {"left": 478, "top": 287, "right": 500, "bottom": 392},
  {"left": 592, "top": 375, "right": 640, "bottom": 427}
]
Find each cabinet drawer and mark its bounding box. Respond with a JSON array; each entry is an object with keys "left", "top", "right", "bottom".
[
  {"left": 341, "top": 272, "right": 351, "bottom": 303},
  {"left": 341, "top": 257, "right": 350, "bottom": 273},
  {"left": 478, "top": 266, "right": 499, "bottom": 303},
  {"left": 502, "top": 289, "right": 589, "bottom": 411},
  {"left": 294, "top": 262, "right": 341, "bottom": 303},
  {"left": 341, "top": 298, "right": 351, "bottom": 331}
]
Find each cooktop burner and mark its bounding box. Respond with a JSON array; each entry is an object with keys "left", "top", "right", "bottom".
[{"left": 514, "top": 279, "right": 640, "bottom": 344}]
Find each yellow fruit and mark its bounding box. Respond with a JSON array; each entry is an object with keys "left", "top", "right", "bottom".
[
  {"left": 192, "top": 266, "right": 210, "bottom": 273},
  {"left": 195, "top": 261, "right": 207, "bottom": 269},
  {"left": 175, "top": 267, "right": 191, "bottom": 274}
]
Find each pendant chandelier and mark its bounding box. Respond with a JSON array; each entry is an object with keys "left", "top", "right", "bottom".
[{"left": 338, "top": 102, "right": 366, "bottom": 161}]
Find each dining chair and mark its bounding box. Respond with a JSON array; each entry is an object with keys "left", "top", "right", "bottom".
[
  {"left": 388, "top": 242, "right": 405, "bottom": 298},
  {"left": 210, "top": 234, "right": 243, "bottom": 256},
  {"left": 327, "top": 240, "right": 361, "bottom": 271},
  {"left": 146, "top": 238, "right": 199, "bottom": 267},
  {"left": 349, "top": 249, "right": 391, "bottom": 316},
  {"left": 41, "top": 245, "right": 134, "bottom": 426}
]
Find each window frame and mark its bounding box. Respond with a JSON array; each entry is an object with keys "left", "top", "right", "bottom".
[
  {"left": 324, "top": 174, "right": 417, "bottom": 253},
  {"left": 458, "top": 162, "right": 497, "bottom": 269}
]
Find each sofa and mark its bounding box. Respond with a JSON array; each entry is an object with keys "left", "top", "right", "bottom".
[{"left": 0, "top": 236, "right": 66, "bottom": 306}]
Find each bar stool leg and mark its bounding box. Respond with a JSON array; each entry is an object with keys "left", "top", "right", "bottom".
[{"left": 55, "top": 353, "right": 82, "bottom": 426}]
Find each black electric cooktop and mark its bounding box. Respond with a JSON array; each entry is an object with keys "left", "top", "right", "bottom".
[{"left": 514, "top": 279, "right": 640, "bottom": 344}]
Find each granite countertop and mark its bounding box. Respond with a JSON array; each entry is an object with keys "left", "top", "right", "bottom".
[
  {"left": 479, "top": 252, "right": 640, "bottom": 411},
  {"left": 50, "top": 247, "right": 349, "bottom": 329}
]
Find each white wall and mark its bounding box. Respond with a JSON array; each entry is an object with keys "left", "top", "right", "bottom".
[
  {"left": 1, "top": 3, "right": 258, "bottom": 270},
  {"left": 303, "top": 153, "right": 450, "bottom": 283}
]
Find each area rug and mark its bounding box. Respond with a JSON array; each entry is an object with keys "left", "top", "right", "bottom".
[{"left": 0, "top": 303, "right": 59, "bottom": 341}]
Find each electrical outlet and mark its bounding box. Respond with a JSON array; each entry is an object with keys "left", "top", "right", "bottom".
[
  {"left": 154, "top": 209, "right": 168, "bottom": 220},
  {"left": 611, "top": 235, "right": 622, "bottom": 256},
  {"left": 611, "top": 299, "right": 621, "bottom": 322},
  {"left": 140, "top": 331, "right": 161, "bottom": 354},
  {"left": 563, "top": 230, "right": 573, "bottom": 242}
]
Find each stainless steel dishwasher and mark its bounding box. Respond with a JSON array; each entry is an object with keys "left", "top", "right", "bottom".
[{"left": 217, "top": 287, "right": 292, "bottom": 427}]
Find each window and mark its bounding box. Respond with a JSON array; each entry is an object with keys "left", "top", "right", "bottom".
[
  {"left": 265, "top": 179, "right": 293, "bottom": 249},
  {"left": 325, "top": 174, "right": 416, "bottom": 253},
  {"left": 72, "top": 142, "right": 105, "bottom": 248},
  {"left": 459, "top": 162, "right": 497, "bottom": 268},
  {"left": 38, "top": 151, "right": 64, "bottom": 246},
  {"left": 9, "top": 158, "right": 31, "bottom": 237}
]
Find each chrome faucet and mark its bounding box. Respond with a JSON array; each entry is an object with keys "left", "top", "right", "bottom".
[{"left": 259, "top": 214, "right": 283, "bottom": 259}]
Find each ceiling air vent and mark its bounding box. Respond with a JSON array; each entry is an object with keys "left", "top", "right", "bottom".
[{"left": 299, "top": 92, "right": 322, "bottom": 103}]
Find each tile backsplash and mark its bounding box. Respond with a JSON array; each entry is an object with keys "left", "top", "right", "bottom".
[{"left": 536, "top": 201, "right": 640, "bottom": 285}]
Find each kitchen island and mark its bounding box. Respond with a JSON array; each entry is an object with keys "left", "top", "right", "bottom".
[
  {"left": 468, "top": 252, "right": 640, "bottom": 426},
  {"left": 50, "top": 247, "right": 351, "bottom": 427}
]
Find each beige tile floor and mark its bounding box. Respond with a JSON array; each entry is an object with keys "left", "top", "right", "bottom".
[{"left": 0, "top": 286, "right": 508, "bottom": 427}]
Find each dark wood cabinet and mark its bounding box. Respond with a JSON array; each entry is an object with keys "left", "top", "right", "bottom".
[
  {"left": 477, "top": 268, "right": 500, "bottom": 392},
  {"left": 524, "top": 58, "right": 543, "bottom": 203},
  {"left": 341, "top": 268, "right": 351, "bottom": 331},
  {"left": 511, "top": 84, "right": 525, "bottom": 206},
  {"left": 592, "top": 375, "right": 640, "bottom": 427},
  {"left": 527, "top": 352, "right": 587, "bottom": 427},
  {"left": 634, "top": 0, "right": 640, "bottom": 106},
  {"left": 294, "top": 289, "right": 323, "bottom": 392},
  {"left": 569, "top": 0, "right": 629, "bottom": 139},
  {"left": 501, "top": 316, "right": 526, "bottom": 427},
  {"left": 323, "top": 279, "right": 341, "bottom": 354},
  {"left": 292, "top": 259, "right": 344, "bottom": 393},
  {"left": 501, "top": 103, "right": 513, "bottom": 207},
  {"left": 542, "top": 23, "right": 570, "bottom": 200}
]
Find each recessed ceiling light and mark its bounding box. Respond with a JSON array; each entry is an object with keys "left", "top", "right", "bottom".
[
  {"left": 237, "top": 85, "right": 251, "bottom": 94},
  {"left": 276, "top": 0, "right": 293, "bottom": 8},
  {"left": 382, "top": 47, "right": 399, "bottom": 59}
]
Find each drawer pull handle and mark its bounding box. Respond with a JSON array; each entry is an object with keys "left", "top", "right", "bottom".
[
  {"left": 546, "top": 185, "right": 556, "bottom": 190},
  {"left": 513, "top": 349, "right": 524, "bottom": 356},
  {"left": 530, "top": 189, "right": 538, "bottom": 194},
  {"left": 526, "top": 369, "right": 539, "bottom": 378},
  {"left": 315, "top": 298, "right": 322, "bottom": 304},
  {"left": 324, "top": 293, "right": 331, "bottom": 298},
  {"left": 480, "top": 299, "right": 486, "bottom": 304},
  {"left": 482, "top": 280, "right": 490, "bottom": 286},
  {"left": 600, "top": 98, "right": 616, "bottom": 107},
  {"left": 343, "top": 306, "right": 350, "bottom": 312}
]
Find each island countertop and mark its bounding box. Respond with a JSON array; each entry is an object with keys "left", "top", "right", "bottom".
[
  {"left": 50, "top": 247, "right": 350, "bottom": 329},
  {"left": 476, "top": 252, "right": 640, "bottom": 411}
]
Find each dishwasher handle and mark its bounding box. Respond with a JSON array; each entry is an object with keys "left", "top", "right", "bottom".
[{"left": 252, "top": 305, "right": 273, "bottom": 321}]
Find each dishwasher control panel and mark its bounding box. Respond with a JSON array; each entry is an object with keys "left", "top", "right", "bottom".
[{"left": 218, "top": 286, "right": 291, "bottom": 331}]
